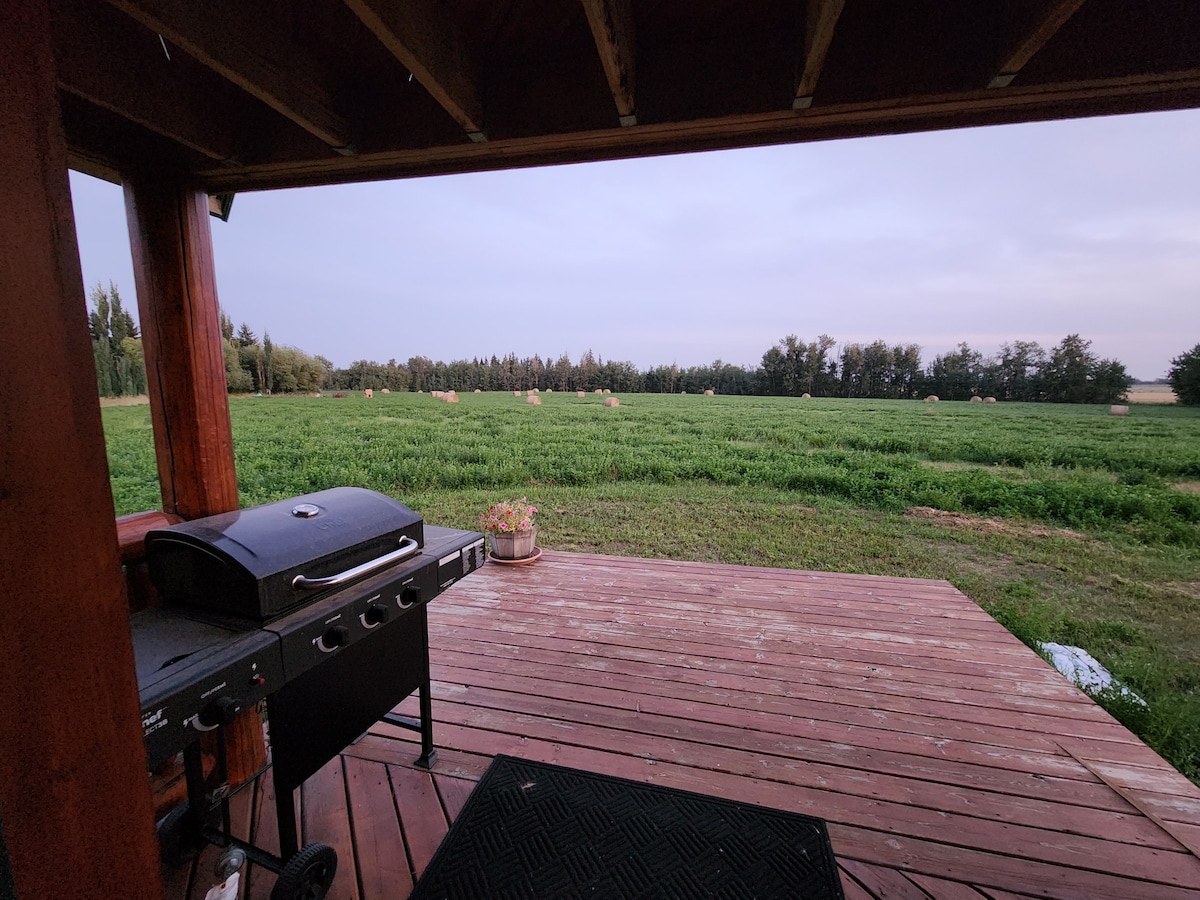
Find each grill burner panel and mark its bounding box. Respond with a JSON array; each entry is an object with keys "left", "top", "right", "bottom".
[
  {"left": 144, "top": 487, "right": 425, "bottom": 620},
  {"left": 132, "top": 609, "right": 282, "bottom": 770}
]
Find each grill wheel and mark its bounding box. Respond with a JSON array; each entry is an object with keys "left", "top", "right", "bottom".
[{"left": 270, "top": 843, "right": 337, "bottom": 900}]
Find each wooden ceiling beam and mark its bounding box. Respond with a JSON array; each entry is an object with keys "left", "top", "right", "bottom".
[
  {"left": 795, "top": 0, "right": 845, "bottom": 110},
  {"left": 580, "top": 0, "right": 637, "bottom": 126},
  {"left": 197, "top": 67, "right": 1200, "bottom": 193},
  {"left": 989, "top": 0, "right": 1088, "bottom": 89},
  {"left": 54, "top": 0, "right": 236, "bottom": 163},
  {"left": 104, "top": 0, "right": 355, "bottom": 152},
  {"left": 343, "top": 0, "right": 485, "bottom": 141}
]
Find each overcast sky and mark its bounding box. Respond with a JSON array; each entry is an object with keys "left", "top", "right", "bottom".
[{"left": 70, "top": 107, "right": 1200, "bottom": 381}]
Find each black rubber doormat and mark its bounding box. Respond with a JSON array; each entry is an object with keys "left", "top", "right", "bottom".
[{"left": 409, "top": 755, "right": 845, "bottom": 899}]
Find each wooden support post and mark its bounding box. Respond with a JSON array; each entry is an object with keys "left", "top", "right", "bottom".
[
  {"left": 123, "top": 172, "right": 240, "bottom": 520},
  {"left": 0, "top": 2, "right": 163, "bottom": 898},
  {"left": 123, "top": 168, "right": 267, "bottom": 786}
]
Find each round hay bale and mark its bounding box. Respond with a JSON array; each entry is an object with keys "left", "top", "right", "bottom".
[
  {"left": 801, "top": 393, "right": 811, "bottom": 399},
  {"left": 970, "top": 395, "right": 983, "bottom": 403},
  {"left": 924, "top": 395, "right": 939, "bottom": 402},
  {"left": 363, "top": 388, "right": 374, "bottom": 398},
  {"left": 444, "top": 394, "right": 459, "bottom": 403},
  {"left": 604, "top": 397, "right": 619, "bottom": 407},
  {"left": 594, "top": 389, "right": 603, "bottom": 395},
  {"left": 514, "top": 391, "right": 522, "bottom": 397},
  {"left": 430, "top": 390, "right": 443, "bottom": 398},
  {"left": 381, "top": 388, "right": 390, "bottom": 394},
  {"left": 526, "top": 395, "right": 542, "bottom": 405},
  {"left": 984, "top": 397, "right": 997, "bottom": 404},
  {"left": 603, "top": 389, "right": 611, "bottom": 394},
  {"left": 704, "top": 389, "right": 714, "bottom": 396},
  {"left": 474, "top": 388, "right": 481, "bottom": 393},
  {"left": 546, "top": 389, "right": 552, "bottom": 393},
  {"left": 1110, "top": 404, "right": 1129, "bottom": 416},
  {"left": 577, "top": 391, "right": 586, "bottom": 398}
]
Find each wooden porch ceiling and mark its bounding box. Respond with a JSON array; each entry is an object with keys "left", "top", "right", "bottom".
[
  {"left": 53, "top": 0, "right": 1200, "bottom": 194},
  {"left": 170, "top": 552, "right": 1200, "bottom": 899}
]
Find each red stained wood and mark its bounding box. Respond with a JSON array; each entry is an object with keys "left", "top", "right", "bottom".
[
  {"left": 165, "top": 553, "right": 1200, "bottom": 900},
  {"left": 123, "top": 168, "right": 238, "bottom": 521},
  {"left": 301, "top": 757, "right": 359, "bottom": 900},
  {"left": 836, "top": 867, "right": 880, "bottom": 900},
  {"left": 426, "top": 640, "right": 1113, "bottom": 766},
  {"left": 840, "top": 859, "right": 933, "bottom": 899},
  {"left": 905, "top": 871, "right": 994, "bottom": 899},
  {"left": 117, "top": 509, "right": 184, "bottom": 564},
  {"left": 417, "top": 675, "right": 1176, "bottom": 849},
  {"left": 433, "top": 773, "right": 476, "bottom": 821},
  {"left": 389, "top": 765, "right": 449, "bottom": 878},
  {"left": 343, "top": 755, "right": 414, "bottom": 898},
  {"left": 0, "top": 3, "right": 161, "bottom": 897}
]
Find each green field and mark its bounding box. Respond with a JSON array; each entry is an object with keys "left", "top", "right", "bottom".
[{"left": 102, "top": 392, "right": 1200, "bottom": 780}]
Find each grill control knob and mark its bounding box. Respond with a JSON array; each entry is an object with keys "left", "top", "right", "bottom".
[
  {"left": 362, "top": 603, "right": 389, "bottom": 627},
  {"left": 317, "top": 625, "right": 350, "bottom": 652},
  {"left": 197, "top": 696, "right": 243, "bottom": 730},
  {"left": 398, "top": 585, "right": 421, "bottom": 610}
]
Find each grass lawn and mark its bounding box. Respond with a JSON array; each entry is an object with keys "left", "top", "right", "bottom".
[{"left": 102, "top": 391, "right": 1200, "bottom": 781}]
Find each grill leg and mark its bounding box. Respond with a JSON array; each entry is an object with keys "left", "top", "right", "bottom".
[
  {"left": 415, "top": 678, "right": 437, "bottom": 769},
  {"left": 276, "top": 780, "right": 300, "bottom": 861}
]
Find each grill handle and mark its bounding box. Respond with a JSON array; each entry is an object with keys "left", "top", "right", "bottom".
[{"left": 291, "top": 536, "right": 420, "bottom": 590}]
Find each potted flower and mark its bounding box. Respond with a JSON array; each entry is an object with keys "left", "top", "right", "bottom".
[{"left": 480, "top": 498, "right": 538, "bottom": 560}]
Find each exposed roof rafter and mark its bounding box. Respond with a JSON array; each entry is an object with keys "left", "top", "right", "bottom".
[
  {"left": 989, "top": 0, "right": 1088, "bottom": 89},
  {"left": 55, "top": 0, "right": 236, "bottom": 163},
  {"left": 343, "top": 0, "right": 486, "bottom": 141},
  {"left": 794, "top": 0, "right": 845, "bottom": 110},
  {"left": 198, "top": 66, "right": 1200, "bottom": 194},
  {"left": 580, "top": 0, "right": 637, "bottom": 126},
  {"left": 104, "top": 0, "right": 356, "bottom": 152}
]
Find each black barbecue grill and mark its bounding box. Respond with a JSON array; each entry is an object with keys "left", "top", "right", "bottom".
[
  {"left": 131, "top": 488, "right": 485, "bottom": 900},
  {"left": 145, "top": 486, "right": 426, "bottom": 619}
]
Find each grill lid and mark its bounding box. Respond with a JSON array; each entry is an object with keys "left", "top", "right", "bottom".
[{"left": 145, "top": 487, "right": 424, "bottom": 619}]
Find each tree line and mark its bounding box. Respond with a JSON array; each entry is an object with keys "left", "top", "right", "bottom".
[
  {"left": 91, "top": 283, "right": 1186, "bottom": 405},
  {"left": 327, "top": 334, "right": 1133, "bottom": 404},
  {"left": 758, "top": 333, "right": 1132, "bottom": 403}
]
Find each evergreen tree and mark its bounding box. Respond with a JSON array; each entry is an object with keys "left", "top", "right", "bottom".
[
  {"left": 88, "top": 282, "right": 145, "bottom": 397},
  {"left": 1167, "top": 344, "right": 1200, "bottom": 405}
]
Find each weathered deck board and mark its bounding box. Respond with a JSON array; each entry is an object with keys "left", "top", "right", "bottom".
[{"left": 164, "top": 550, "right": 1200, "bottom": 899}]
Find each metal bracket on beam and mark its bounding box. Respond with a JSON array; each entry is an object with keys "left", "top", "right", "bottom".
[
  {"left": 467, "top": 131, "right": 488, "bottom": 143},
  {"left": 793, "top": 95, "right": 814, "bottom": 110},
  {"left": 988, "top": 74, "right": 1017, "bottom": 89},
  {"left": 333, "top": 144, "right": 358, "bottom": 157},
  {"left": 619, "top": 113, "right": 637, "bottom": 127}
]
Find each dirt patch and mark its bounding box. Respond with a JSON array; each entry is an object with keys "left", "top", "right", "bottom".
[
  {"left": 1167, "top": 582, "right": 1200, "bottom": 600},
  {"left": 905, "top": 506, "right": 1087, "bottom": 541},
  {"left": 1171, "top": 481, "right": 1200, "bottom": 495},
  {"left": 1124, "top": 385, "right": 1178, "bottom": 404},
  {"left": 98, "top": 394, "right": 150, "bottom": 407}
]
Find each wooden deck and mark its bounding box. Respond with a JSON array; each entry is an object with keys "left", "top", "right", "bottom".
[{"left": 168, "top": 550, "right": 1200, "bottom": 899}]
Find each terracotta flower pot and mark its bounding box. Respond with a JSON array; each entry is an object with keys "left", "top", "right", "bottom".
[{"left": 489, "top": 525, "right": 537, "bottom": 560}]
